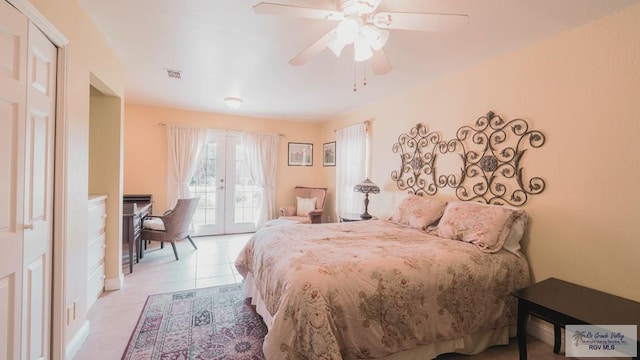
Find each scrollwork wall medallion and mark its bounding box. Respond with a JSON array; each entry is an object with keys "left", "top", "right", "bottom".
[
  {"left": 391, "top": 111, "right": 546, "bottom": 206},
  {"left": 391, "top": 123, "right": 440, "bottom": 196}
]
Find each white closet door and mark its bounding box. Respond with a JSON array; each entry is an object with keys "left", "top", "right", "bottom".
[
  {"left": 21, "top": 21, "right": 57, "bottom": 360},
  {"left": 0, "top": 1, "right": 28, "bottom": 358}
]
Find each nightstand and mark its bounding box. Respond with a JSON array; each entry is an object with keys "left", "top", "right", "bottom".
[{"left": 339, "top": 213, "right": 378, "bottom": 222}]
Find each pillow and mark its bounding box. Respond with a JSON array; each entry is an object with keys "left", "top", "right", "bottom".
[
  {"left": 389, "top": 194, "right": 448, "bottom": 230},
  {"left": 460, "top": 202, "right": 529, "bottom": 256},
  {"left": 142, "top": 217, "right": 165, "bottom": 231},
  {"left": 434, "top": 201, "right": 524, "bottom": 253},
  {"left": 296, "top": 197, "right": 317, "bottom": 216}
]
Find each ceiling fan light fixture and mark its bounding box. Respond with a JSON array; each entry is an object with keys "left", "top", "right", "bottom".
[
  {"left": 354, "top": 37, "right": 373, "bottom": 62},
  {"left": 223, "top": 96, "right": 243, "bottom": 108},
  {"left": 328, "top": 38, "right": 346, "bottom": 57},
  {"left": 362, "top": 25, "right": 389, "bottom": 51},
  {"left": 336, "top": 18, "right": 360, "bottom": 44}
]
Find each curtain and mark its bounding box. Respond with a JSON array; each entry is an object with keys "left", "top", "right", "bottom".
[
  {"left": 336, "top": 123, "right": 367, "bottom": 218},
  {"left": 166, "top": 124, "right": 208, "bottom": 210},
  {"left": 242, "top": 132, "right": 280, "bottom": 228}
]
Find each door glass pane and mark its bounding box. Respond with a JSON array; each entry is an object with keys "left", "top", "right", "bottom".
[
  {"left": 234, "top": 143, "right": 260, "bottom": 224},
  {"left": 190, "top": 142, "right": 217, "bottom": 227}
]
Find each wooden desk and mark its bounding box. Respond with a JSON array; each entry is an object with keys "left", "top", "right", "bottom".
[
  {"left": 512, "top": 277, "right": 640, "bottom": 360},
  {"left": 122, "top": 202, "right": 151, "bottom": 273}
]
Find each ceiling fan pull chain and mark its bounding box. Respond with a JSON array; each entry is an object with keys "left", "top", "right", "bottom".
[
  {"left": 353, "top": 61, "right": 358, "bottom": 92},
  {"left": 363, "top": 62, "right": 368, "bottom": 87}
]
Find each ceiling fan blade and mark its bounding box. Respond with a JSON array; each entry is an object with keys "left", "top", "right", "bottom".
[
  {"left": 289, "top": 30, "right": 337, "bottom": 66},
  {"left": 371, "top": 49, "right": 392, "bottom": 75},
  {"left": 253, "top": 2, "right": 344, "bottom": 21},
  {"left": 373, "top": 12, "right": 469, "bottom": 32}
]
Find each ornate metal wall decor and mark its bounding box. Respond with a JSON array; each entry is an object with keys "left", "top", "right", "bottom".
[
  {"left": 391, "top": 111, "right": 546, "bottom": 206},
  {"left": 390, "top": 123, "right": 441, "bottom": 196}
]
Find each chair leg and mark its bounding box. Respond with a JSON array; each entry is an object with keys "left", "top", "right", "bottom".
[
  {"left": 160, "top": 241, "right": 164, "bottom": 249},
  {"left": 187, "top": 235, "right": 198, "bottom": 250},
  {"left": 170, "top": 241, "right": 179, "bottom": 261}
]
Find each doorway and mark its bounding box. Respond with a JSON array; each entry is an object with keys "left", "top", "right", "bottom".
[{"left": 190, "top": 132, "right": 258, "bottom": 235}]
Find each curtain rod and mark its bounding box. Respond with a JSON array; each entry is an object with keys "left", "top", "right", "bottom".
[
  {"left": 334, "top": 120, "right": 371, "bottom": 133},
  {"left": 157, "top": 122, "right": 284, "bottom": 137}
]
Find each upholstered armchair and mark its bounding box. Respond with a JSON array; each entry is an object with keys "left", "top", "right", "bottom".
[{"left": 279, "top": 186, "right": 327, "bottom": 224}]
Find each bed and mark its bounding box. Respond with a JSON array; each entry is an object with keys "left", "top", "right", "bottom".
[{"left": 235, "top": 196, "right": 531, "bottom": 359}]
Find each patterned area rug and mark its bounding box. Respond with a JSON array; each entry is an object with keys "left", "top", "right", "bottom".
[{"left": 122, "top": 283, "right": 267, "bottom": 360}]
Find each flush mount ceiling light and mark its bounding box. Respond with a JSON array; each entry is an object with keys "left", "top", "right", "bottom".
[{"left": 223, "top": 97, "right": 243, "bottom": 108}]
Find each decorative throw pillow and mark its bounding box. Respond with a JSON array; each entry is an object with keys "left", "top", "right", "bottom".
[
  {"left": 389, "top": 194, "right": 448, "bottom": 230},
  {"left": 296, "top": 197, "right": 317, "bottom": 216},
  {"left": 435, "top": 201, "right": 524, "bottom": 253}
]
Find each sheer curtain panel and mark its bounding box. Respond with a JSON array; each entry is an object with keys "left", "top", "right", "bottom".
[
  {"left": 336, "top": 123, "right": 367, "bottom": 218},
  {"left": 166, "top": 125, "right": 208, "bottom": 209},
  {"left": 242, "top": 132, "right": 280, "bottom": 228}
]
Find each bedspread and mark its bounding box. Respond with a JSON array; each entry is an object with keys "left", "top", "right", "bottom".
[{"left": 235, "top": 220, "right": 530, "bottom": 360}]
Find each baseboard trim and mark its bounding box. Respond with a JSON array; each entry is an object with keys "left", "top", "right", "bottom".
[
  {"left": 527, "top": 317, "right": 565, "bottom": 354},
  {"left": 66, "top": 320, "right": 90, "bottom": 359},
  {"left": 104, "top": 273, "right": 124, "bottom": 290}
]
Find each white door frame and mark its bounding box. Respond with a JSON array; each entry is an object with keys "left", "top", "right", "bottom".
[{"left": 6, "top": 1, "right": 69, "bottom": 359}]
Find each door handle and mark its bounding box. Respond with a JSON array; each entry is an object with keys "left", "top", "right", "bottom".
[
  {"left": 218, "top": 186, "right": 225, "bottom": 190},
  {"left": 24, "top": 222, "right": 34, "bottom": 230}
]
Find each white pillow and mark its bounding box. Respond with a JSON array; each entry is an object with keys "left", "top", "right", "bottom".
[
  {"left": 296, "top": 197, "right": 317, "bottom": 216},
  {"left": 503, "top": 211, "right": 528, "bottom": 256},
  {"left": 143, "top": 218, "right": 165, "bottom": 231}
]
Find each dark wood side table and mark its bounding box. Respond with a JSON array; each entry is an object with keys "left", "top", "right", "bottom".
[
  {"left": 512, "top": 277, "right": 640, "bottom": 360},
  {"left": 339, "top": 213, "right": 378, "bottom": 222},
  {"left": 122, "top": 202, "right": 151, "bottom": 273}
]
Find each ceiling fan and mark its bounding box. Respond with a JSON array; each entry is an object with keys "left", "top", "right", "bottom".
[{"left": 253, "top": 0, "right": 469, "bottom": 75}]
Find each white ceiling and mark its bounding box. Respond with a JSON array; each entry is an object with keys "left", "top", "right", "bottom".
[{"left": 79, "top": 0, "right": 640, "bottom": 121}]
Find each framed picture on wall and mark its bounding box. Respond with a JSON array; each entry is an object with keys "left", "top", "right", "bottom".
[
  {"left": 288, "top": 142, "right": 313, "bottom": 166},
  {"left": 323, "top": 142, "right": 336, "bottom": 166}
]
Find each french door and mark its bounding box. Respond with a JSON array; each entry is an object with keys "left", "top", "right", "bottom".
[{"left": 190, "top": 133, "right": 258, "bottom": 235}]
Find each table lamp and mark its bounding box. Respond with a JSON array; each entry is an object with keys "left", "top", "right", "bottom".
[{"left": 353, "top": 178, "right": 380, "bottom": 219}]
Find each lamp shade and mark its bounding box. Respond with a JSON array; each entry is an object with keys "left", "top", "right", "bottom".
[
  {"left": 361, "top": 25, "right": 389, "bottom": 51},
  {"left": 353, "top": 178, "right": 380, "bottom": 194},
  {"left": 336, "top": 18, "right": 360, "bottom": 45},
  {"left": 328, "top": 38, "right": 346, "bottom": 57},
  {"left": 353, "top": 37, "right": 373, "bottom": 62}
]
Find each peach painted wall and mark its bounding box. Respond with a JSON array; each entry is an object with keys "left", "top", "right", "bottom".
[
  {"left": 321, "top": 4, "right": 640, "bottom": 301},
  {"left": 26, "top": 0, "right": 126, "bottom": 352},
  {"left": 124, "top": 104, "right": 324, "bottom": 218}
]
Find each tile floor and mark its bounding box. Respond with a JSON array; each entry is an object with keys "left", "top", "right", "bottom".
[{"left": 73, "top": 233, "right": 252, "bottom": 360}]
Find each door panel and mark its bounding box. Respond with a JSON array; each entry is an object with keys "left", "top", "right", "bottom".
[
  {"left": 0, "top": 1, "right": 27, "bottom": 359},
  {"left": 25, "top": 256, "right": 45, "bottom": 360},
  {"left": 224, "top": 137, "right": 258, "bottom": 234},
  {"left": 22, "top": 21, "right": 56, "bottom": 360},
  {"left": 191, "top": 133, "right": 225, "bottom": 235}
]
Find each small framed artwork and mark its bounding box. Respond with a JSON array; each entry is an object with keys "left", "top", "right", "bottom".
[
  {"left": 288, "top": 142, "right": 313, "bottom": 166},
  {"left": 323, "top": 142, "right": 336, "bottom": 166}
]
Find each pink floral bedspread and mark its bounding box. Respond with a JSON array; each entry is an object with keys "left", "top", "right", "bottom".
[{"left": 235, "top": 220, "right": 530, "bottom": 359}]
